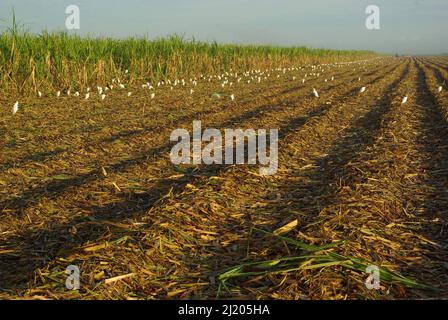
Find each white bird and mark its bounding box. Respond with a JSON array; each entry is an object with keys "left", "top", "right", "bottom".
[
  {"left": 312, "top": 88, "right": 319, "bottom": 98},
  {"left": 438, "top": 86, "right": 443, "bottom": 93},
  {"left": 127, "top": 92, "right": 132, "bottom": 97},
  {"left": 401, "top": 96, "right": 408, "bottom": 104},
  {"left": 85, "top": 93, "right": 90, "bottom": 100},
  {"left": 56, "top": 91, "right": 61, "bottom": 97},
  {"left": 74, "top": 91, "right": 80, "bottom": 97},
  {"left": 359, "top": 87, "right": 366, "bottom": 93},
  {"left": 38, "top": 91, "right": 42, "bottom": 97},
  {"left": 101, "top": 94, "right": 106, "bottom": 100},
  {"left": 190, "top": 89, "right": 194, "bottom": 95},
  {"left": 230, "top": 94, "right": 235, "bottom": 101},
  {"left": 150, "top": 93, "right": 156, "bottom": 99},
  {"left": 12, "top": 101, "right": 19, "bottom": 114}
]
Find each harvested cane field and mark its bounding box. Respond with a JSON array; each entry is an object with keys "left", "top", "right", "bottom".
[{"left": 1, "top": 32, "right": 448, "bottom": 299}]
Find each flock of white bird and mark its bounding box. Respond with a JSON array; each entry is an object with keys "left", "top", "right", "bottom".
[{"left": 9, "top": 60, "right": 444, "bottom": 115}]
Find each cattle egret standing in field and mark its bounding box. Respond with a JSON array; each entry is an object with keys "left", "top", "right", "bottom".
[
  {"left": 12, "top": 101, "right": 19, "bottom": 115},
  {"left": 231, "top": 94, "right": 235, "bottom": 101},
  {"left": 38, "top": 91, "right": 42, "bottom": 97},
  {"left": 150, "top": 93, "right": 155, "bottom": 99},
  {"left": 401, "top": 96, "right": 408, "bottom": 104},
  {"left": 359, "top": 87, "right": 366, "bottom": 93},
  {"left": 438, "top": 86, "right": 443, "bottom": 93},
  {"left": 85, "top": 93, "right": 90, "bottom": 100},
  {"left": 127, "top": 92, "right": 132, "bottom": 97},
  {"left": 312, "top": 88, "right": 319, "bottom": 98},
  {"left": 56, "top": 91, "right": 61, "bottom": 97}
]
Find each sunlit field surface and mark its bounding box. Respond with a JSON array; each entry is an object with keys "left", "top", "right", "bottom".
[{"left": 1, "top": 29, "right": 448, "bottom": 299}]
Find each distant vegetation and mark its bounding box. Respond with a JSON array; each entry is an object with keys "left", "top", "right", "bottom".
[{"left": 0, "top": 19, "right": 377, "bottom": 94}]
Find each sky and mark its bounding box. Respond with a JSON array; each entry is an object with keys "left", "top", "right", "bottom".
[{"left": 0, "top": 0, "right": 447, "bottom": 54}]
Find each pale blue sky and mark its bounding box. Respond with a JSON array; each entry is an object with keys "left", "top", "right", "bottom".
[{"left": 0, "top": 0, "right": 447, "bottom": 54}]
